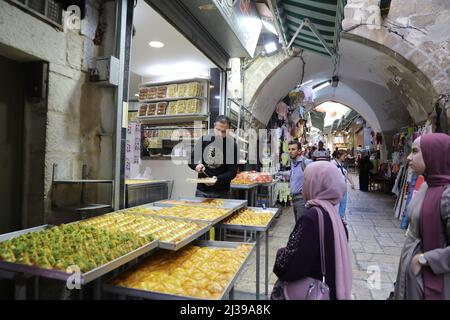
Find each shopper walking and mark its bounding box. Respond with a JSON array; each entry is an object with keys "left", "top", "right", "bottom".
[
  {"left": 188, "top": 115, "right": 238, "bottom": 198},
  {"left": 313, "top": 141, "right": 330, "bottom": 161},
  {"left": 358, "top": 153, "right": 373, "bottom": 191},
  {"left": 278, "top": 141, "right": 312, "bottom": 221},
  {"left": 271, "top": 161, "right": 352, "bottom": 300},
  {"left": 394, "top": 133, "right": 450, "bottom": 300},
  {"left": 331, "top": 150, "right": 355, "bottom": 220}
]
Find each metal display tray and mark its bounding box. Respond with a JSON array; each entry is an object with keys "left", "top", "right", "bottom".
[
  {"left": 230, "top": 183, "right": 258, "bottom": 189},
  {"left": 126, "top": 205, "right": 237, "bottom": 226},
  {"left": 217, "top": 207, "right": 279, "bottom": 232},
  {"left": 0, "top": 225, "right": 159, "bottom": 285},
  {"left": 87, "top": 209, "right": 213, "bottom": 251},
  {"left": 125, "top": 180, "right": 170, "bottom": 187},
  {"left": 103, "top": 240, "right": 255, "bottom": 300},
  {"left": 153, "top": 197, "right": 247, "bottom": 211}
]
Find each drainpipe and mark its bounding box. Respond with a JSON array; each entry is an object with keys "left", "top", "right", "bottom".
[{"left": 112, "top": 0, "right": 129, "bottom": 210}]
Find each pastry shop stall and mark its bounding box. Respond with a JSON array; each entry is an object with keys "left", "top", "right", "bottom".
[{"left": 0, "top": 196, "right": 279, "bottom": 300}]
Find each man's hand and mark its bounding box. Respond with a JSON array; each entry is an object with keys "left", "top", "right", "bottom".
[
  {"left": 205, "top": 176, "right": 218, "bottom": 186},
  {"left": 411, "top": 253, "right": 424, "bottom": 275},
  {"left": 195, "top": 164, "right": 205, "bottom": 173}
]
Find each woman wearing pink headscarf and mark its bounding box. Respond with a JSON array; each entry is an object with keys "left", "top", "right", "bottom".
[
  {"left": 271, "top": 161, "right": 353, "bottom": 300},
  {"left": 394, "top": 133, "right": 450, "bottom": 300}
]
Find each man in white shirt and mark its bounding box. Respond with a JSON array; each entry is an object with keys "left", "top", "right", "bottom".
[
  {"left": 277, "top": 141, "right": 312, "bottom": 221},
  {"left": 312, "top": 141, "right": 330, "bottom": 161},
  {"left": 331, "top": 150, "right": 355, "bottom": 220}
]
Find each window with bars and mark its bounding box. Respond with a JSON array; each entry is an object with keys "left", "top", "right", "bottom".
[{"left": 8, "top": 0, "right": 63, "bottom": 28}]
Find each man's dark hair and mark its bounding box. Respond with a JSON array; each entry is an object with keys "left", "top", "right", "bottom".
[
  {"left": 215, "top": 115, "right": 231, "bottom": 127},
  {"left": 336, "top": 149, "right": 347, "bottom": 158},
  {"left": 288, "top": 140, "right": 301, "bottom": 150},
  {"left": 318, "top": 141, "right": 324, "bottom": 147}
]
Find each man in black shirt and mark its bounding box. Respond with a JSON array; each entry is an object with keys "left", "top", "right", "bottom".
[{"left": 188, "top": 115, "right": 238, "bottom": 198}]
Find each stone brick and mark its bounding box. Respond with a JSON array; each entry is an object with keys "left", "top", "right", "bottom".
[
  {"left": 362, "top": 242, "right": 384, "bottom": 254},
  {"left": 433, "top": 49, "right": 450, "bottom": 70},
  {"left": 46, "top": 111, "right": 81, "bottom": 155},
  {"left": 421, "top": 41, "right": 441, "bottom": 55},
  {"left": 410, "top": 14, "right": 436, "bottom": 29},
  {"left": 433, "top": 78, "right": 450, "bottom": 94},
  {"left": 415, "top": 0, "right": 433, "bottom": 15},
  {"left": 47, "top": 72, "right": 83, "bottom": 115},
  {"left": 389, "top": 0, "right": 416, "bottom": 18},
  {"left": 431, "top": 0, "right": 450, "bottom": 11},
  {"left": 0, "top": 1, "right": 66, "bottom": 64},
  {"left": 67, "top": 31, "right": 84, "bottom": 70}
]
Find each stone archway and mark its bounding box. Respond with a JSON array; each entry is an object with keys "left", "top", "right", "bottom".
[{"left": 244, "top": 32, "right": 442, "bottom": 158}]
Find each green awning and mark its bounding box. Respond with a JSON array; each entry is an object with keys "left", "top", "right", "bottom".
[
  {"left": 309, "top": 110, "right": 325, "bottom": 131},
  {"left": 275, "top": 0, "right": 346, "bottom": 61}
]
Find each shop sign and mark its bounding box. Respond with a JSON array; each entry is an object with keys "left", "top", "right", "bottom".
[{"left": 213, "top": 0, "right": 262, "bottom": 57}]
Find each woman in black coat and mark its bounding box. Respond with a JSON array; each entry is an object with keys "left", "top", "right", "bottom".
[{"left": 358, "top": 154, "right": 373, "bottom": 191}]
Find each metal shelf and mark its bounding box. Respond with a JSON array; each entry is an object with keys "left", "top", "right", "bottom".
[
  {"left": 139, "top": 96, "right": 207, "bottom": 103},
  {"left": 137, "top": 113, "right": 209, "bottom": 124},
  {"left": 53, "top": 179, "right": 114, "bottom": 184},
  {"left": 139, "top": 77, "right": 209, "bottom": 87},
  {"left": 55, "top": 204, "right": 112, "bottom": 212}
]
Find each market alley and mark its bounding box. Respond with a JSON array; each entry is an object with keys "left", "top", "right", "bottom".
[{"left": 234, "top": 174, "right": 405, "bottom": 300}]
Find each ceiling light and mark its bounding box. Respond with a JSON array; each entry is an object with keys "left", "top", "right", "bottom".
[
  {"left": 264, "top": 42, "right": 277, "bottom": 54},
  {"left": 134, "top": 93, "right": 139, "bottom": 97},
  {"left": 300, "top": 80, "right": 313, "bottom": 86},
  {"left": 214, "top": 95, "right": 221, "bottom": 100},
  {"left": 149, "top": 41, "right": 164, "bottom": 48},
  {"left": 312, "top": 81, "right": 331, "bottom": 93}
]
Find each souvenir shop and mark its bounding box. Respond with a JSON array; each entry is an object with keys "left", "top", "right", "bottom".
[{"left": 391, "top": 123, "right": 434, "bottom": 230}]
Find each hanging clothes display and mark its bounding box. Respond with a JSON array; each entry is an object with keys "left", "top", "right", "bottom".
[
  {"left": 276, "top": 102, "right": 288, "bottom": 120},
  {"left": 400, "top": 175, "right": 425, "bottom": 230}
]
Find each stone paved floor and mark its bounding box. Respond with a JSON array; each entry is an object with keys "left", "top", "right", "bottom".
[{"left": 232, "top": 174, "right": 406, "bottom": 300}]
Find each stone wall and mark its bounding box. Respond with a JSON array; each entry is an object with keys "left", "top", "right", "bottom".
[
  {"left": 0, "top": 1, "right": 115, "bottom": 226},
  {"left": 343, "top": 0, "right": 450, "bottom": 125}
]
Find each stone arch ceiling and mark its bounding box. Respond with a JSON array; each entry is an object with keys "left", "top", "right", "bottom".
[{"left": 249, "top": 35, "right": 435, "bottom": 130}]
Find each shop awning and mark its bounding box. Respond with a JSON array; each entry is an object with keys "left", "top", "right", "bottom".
[
  {"left": 274, "top": 0, "right": 346, "bottom": 61},
  {"left": 309, "top": 110, "right": 325, "bottom": 131}
]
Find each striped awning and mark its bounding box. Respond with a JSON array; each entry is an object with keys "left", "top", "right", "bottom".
[{"left": 275, "top": 0, "right": 346, "bottom": 60}]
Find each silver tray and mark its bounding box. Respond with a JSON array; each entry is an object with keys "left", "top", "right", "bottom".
[
  {"left": 0, "top": 225, "right": 159, "bottom": 285},
  {"left": 217, "top": 207, "right": 279, "bottom": 232},
  {"left": 79, "top": 209, "right": 213, "bottom": 251},
  {"left": 126, "top": 205, "right": 237, "bottom": 226},
  {"left": 103, "top": 240, "right": 255, "bottom": 300},
  {"left": 153, "top": 197, "right": 247, "bottom": 211},
  {"left": 230, "top": 183, "right": 258, "bottom": 189}
]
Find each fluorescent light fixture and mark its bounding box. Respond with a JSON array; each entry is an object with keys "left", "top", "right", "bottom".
[
  {"left": 149, "top": 41, "right": 164, "bottom": 48},
  {"left": 214, "top": 95, "right": 221, "bottom": 100},
  {"left": 134, "top": 93, "right": 139, "bottom": 97},
  {"left": 312, "top": 81, "right": 331, "bottom": 92},
  {"left": 265, "top": 42, "right": 277, "bottom": 54},
  {"left": 262, "top": 20, "right": 278, "bottom": 35},
  {"left": 300, "top": 80, "right": 313, "bottom": 86}
]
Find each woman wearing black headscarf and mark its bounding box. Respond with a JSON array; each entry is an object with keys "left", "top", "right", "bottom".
[{"left": 358, "top": 153, "right": 373, "bottom": 191}]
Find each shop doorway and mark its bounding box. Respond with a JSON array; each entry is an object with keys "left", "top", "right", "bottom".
[
  {"left": 0, "top": 55, "right": 24, "bottom": 234},
  {"left": 124, "top": 0, "right": 224, "bottom": 202}
]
